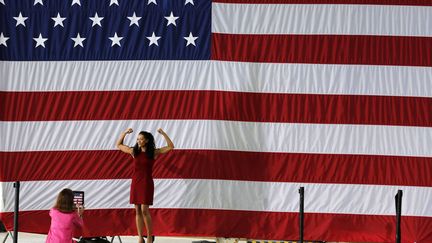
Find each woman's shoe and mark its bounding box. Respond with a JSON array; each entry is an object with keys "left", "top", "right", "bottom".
[{"left": 144, "top": 235, "right": 155, "bottom": 242}]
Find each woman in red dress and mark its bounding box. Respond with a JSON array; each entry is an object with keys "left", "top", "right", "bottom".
[{"left": 116, "top": 128, "right": 174, "bottom": 243}]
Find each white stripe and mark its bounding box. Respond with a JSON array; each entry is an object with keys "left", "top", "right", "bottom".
[
  {"left": 1, "top": 61, "right": 432, "bottom": 97},
  {"left": 1, "top": 120, "right": 432, "bottom": 157},
  {"left": 1, "top": 179, "right": 431, "bottom": 217},
  {"left": 212, "top": 4, "right": 432, "bottom": 36}
]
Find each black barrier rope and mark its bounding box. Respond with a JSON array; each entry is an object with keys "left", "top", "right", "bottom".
[
  {"left": 13, "top": 181, "right": 20, "bottom": 243},
  {"left": 395, "top": 190, "right": 403, "bottom": 243},
  {"left": 299, "top": 187, "right": 304, "bottom": 243}
]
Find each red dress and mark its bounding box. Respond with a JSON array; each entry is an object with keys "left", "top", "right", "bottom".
[{"left": 130, "top": 152, "right": 154, "bottom": 205}]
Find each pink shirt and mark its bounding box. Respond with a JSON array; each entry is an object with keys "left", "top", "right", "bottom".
[{"left": 46, "top": 208, "right": 83, "bottom": 243}]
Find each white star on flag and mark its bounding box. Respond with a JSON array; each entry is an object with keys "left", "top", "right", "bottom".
[
  {"left": 0, "top": 0, "right": 5, "bottom": 5},
  {"left": 34, "top": 0, "right": 44, "bottom": 5},
  {"left": 109, "top": 0, "right": 119, "bottom": 6},
  {"left": 184, "top": 32, "right": 198, "bottom": 46},
  {"left": 0, "top": 33, "right": 9, "bottom": 47},
  {"left": 147, "top": 0, "right": 157, "bottom": 5},
  {"left": 71, "top": 0, "right": 81, "bottom": 6},
  {"left": 127, "top": 12, "right": 141, "bottom": 27},
  {"left": 52, "top": 13, "right": 66, "bottom": 27},
  {"left": 14, "top": 12, "right": 28, "bottom": 27},
  {"left": 165, "top": 12, "right": 179, "bottom": 26},
  {"left": 90, "top": 13, "right": 104, "bottom": 27},
  {"left": 146, "top": 32, "right": 161, "bottom": 46},
  {"left": 71, "top": 33, "right": 86, "bottom": 47},
  {"left": 109, "top": 32, "right": 123, "bottom": 47},
  {"left": 33, "top": 33, "right": 48, "bottom": 48},
  {"left": 185, "top": 0, "right": 194, "bottom": 5}
]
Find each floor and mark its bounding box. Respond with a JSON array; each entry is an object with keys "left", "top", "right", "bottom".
[{"left": 0, "top": 232, "right": 223, "bottom": 243}]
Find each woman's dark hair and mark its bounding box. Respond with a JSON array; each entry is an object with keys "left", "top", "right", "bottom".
[
  {"left": 54, "top": 188, "right": 75, "bottom": 213},
  {"left": 133, "top": 131, "right": 156, "bottom": 159}
]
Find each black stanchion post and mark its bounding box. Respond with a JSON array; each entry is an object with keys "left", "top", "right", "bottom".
[
  {"left": 13, "top": 181, "right": 20, "bottom": 243},
  {"left": 395, "top": 190, "right": 402, "bottom": 243},
  {"left": 299, "top": 187, "right": 304, "bottom": 243}
]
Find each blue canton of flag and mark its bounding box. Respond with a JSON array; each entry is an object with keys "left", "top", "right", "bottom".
[{"left": 0, "top": 0, "right": 211, "bottom": 60}]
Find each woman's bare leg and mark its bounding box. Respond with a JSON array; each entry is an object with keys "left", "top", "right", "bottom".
[
  {"left": 141, "top": 205, "right": 153, "bottom": 243},
  {"left": 135, "top": 204, "right": 145, "bottom": 243}
]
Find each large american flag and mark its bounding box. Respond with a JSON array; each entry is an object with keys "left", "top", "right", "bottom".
[{"left": 1, "top": 0, "right": 432, "bottom": 242}]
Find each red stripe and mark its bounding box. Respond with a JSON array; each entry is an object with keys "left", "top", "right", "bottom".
[
  {"left": 213, "top": 0, "right": 432, "bottom": 5},
  {"left": 1, "top": 150, "right": 432, "bottom": 187},
  {"left": 1, "top": 209, "right": 431, "bottom": 242},
  {"left": 1, "top": 91, "right": 431, "bottom": 126},
  {"left": 212, "top": 34, "right": 432, "bottom": 66}
]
